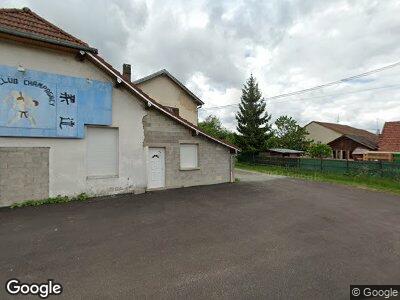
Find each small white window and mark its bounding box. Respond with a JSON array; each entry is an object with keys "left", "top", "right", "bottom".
[
  {"left": 180, "top": 144, "right": 198, "bottom": 169},
  {"left": 87, "top": 127, "right": 119, "bottom": 177}
]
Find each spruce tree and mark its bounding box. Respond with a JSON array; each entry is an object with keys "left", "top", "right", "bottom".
[{"left": 235, "top": 75, "right": 271, "bottom": 153}]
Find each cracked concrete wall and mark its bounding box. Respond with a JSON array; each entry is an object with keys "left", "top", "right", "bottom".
[{"left": 0, "top": 147, "right": 49, "bottom": 206}]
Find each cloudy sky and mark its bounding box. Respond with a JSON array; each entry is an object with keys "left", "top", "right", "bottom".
[{"left": 4, "top": 0, "right": 400, "bottom": 132}]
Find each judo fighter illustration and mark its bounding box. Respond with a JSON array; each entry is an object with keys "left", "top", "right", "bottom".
[{"left": 4, "top": 91, "right": 39, "bottom": 126}]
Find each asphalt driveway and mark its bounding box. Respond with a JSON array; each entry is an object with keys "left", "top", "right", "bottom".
[{"left": 1, "top": 175, "right": 400, "bottom": 299}]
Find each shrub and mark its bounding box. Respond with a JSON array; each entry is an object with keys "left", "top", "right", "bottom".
[
  {"left": 307, "top": 142, "right": 332, "bottom": 158},
  {"left": 10, "top": 193, "right": 89, "bottom": 208}
]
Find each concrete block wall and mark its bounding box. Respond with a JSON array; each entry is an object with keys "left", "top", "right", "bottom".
[
  {"left": 143, "top": 109, "right": 233, "bottom": 188},
  {"left": 0, "top": 147, "right": 49, "bottom": 207}
]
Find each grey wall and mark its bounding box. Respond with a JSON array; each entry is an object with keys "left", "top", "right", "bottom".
[
  {"left": 143, "top": 109, "right": 233, "bottom": 188},
  {"left": 0, "top": 147, "right": 49, "bottom": 207}
]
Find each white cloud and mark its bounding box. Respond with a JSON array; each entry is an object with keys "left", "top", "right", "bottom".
[{"left": 3, "top": 0, "right": 400, "bottom": 132}]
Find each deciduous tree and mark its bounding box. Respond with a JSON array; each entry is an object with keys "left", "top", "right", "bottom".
[
  {"left": 198, "top": 115, "right": 236, "bottom": 145},
  {"left": 265, "top": 116, "right": 312, "bottom": 151}
]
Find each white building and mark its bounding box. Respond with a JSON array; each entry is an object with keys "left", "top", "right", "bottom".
[{"left": 0, "top": 8, "right": 238, "bottom": 207}]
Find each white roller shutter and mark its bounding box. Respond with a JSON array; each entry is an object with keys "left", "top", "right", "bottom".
[
  {"left": 180, "top": 144, "right": 198, "bottom": 169},
  {"left": 86, "top": 127, "right": 119, "bottom": 177}
]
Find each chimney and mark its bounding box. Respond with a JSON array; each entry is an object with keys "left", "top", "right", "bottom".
[{"left": 122, "top": 64, "right": 131, "bottom": 82}]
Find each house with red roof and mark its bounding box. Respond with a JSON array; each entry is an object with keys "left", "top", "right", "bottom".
[
  {"left": 378, "top": 121, "right": 400, "bottom": 152},
  {"left": 0, "top": 7, "right": 238, "bottom": 207}
]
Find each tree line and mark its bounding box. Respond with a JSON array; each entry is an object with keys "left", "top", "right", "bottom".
[{"left": 199, "top": 75, "right": 332, "bottom": 158}]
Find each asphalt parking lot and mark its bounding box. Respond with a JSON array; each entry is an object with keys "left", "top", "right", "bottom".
[{"left": 1, "top": 173, "right": 400, "bottom": 299}]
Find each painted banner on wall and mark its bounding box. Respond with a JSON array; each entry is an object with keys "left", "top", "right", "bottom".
[{"left": 0, "top": 65, "right": 112, "bottom": 138}]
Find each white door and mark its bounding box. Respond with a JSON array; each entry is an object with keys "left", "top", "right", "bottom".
[{"left": 147, "top": 148, "right": 165, "bottom": 189}]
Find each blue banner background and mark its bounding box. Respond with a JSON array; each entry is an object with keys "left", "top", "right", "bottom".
[{"left": 0, "top": 65, "right": 112, "bottom": 138}]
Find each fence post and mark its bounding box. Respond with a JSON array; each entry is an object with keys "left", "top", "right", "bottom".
[
  {"left": 380, "top": 160, "right": 383, "bottom": 177},
  {"left": 346, "top": 158, "right": 349, "bottom": 173},
  {"left": 320, "top": 157, "right": 323, "bottom": 171}
]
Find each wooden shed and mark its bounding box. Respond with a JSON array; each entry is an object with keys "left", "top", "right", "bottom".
[
  {"left": 328, "top": 134, "right": 378, "bottom": 160},
  {"left": 261, "top": 148, "right": 304, "bottom": 158}
]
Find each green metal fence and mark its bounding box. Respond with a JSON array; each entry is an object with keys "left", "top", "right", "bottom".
[{"left": 238, "top": 154, "right": 400, "bottom": 180}]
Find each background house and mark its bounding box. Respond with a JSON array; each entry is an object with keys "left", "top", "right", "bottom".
[
  {"left": 363, "top": 121, "right": 400, "bottom": 162},
  {"left": 378, "top": 121, "right": 400, "bottom": 152},
  {"left": 135, "top": 69, "right": 204, "bottom": 125},
  {"left": 305, "top": 121, "right": 378, "bottom": 159}
]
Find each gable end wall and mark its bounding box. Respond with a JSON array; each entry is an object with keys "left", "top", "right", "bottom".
[
  {"left": 305, "top": 122, "right": 342, "bottom": 144},
  {"left": 137, "top": 75, "right": 198, "bottom": 125},
  {"left": 0, "top": 39, "right": 148, "bottom": 203}
]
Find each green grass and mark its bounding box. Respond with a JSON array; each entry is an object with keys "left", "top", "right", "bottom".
[
  {"left": 236, "top": 162, "right": 400, "bottom": 195},
  {"left": 10, "top": 193, "right": 89, "bottom": 208}
]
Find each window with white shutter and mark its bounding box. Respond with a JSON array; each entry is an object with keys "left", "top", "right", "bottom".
[
  {"left": 180, "top": 144, "right": 198, "bottom": 169},
  {"left": 86, "top": 127, "right": 119, "bottom": 177}
]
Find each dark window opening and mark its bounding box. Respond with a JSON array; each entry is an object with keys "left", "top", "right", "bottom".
[{"left": 164, "top": 106, "right": 179, "bottom": 116}]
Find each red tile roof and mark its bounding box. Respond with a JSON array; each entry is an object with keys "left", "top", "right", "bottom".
[
  {"left": 0, "top": 7, "right": 96, "bottom": 52},
  {"left": 378, "top": 121, "right": 400, "bottom": 152},
  {"left": 89, "top": 53, "right": 239, "bottom": 151}
]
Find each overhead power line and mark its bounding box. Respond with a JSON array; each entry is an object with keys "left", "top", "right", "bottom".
[
  {"left": 199, "top": 60, "right": 400, "bottom": 110},
  {"left": 272, "top": 83, "right": 400, "bottom": 104},
  {"left": 200, "top": 83, "right": 400, "bottom": 110},
  {"left": 265, "top": 60, "right": 400, "bottom": 101}
]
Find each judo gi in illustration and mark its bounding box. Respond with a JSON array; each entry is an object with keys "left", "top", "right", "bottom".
[{"left": 5, "top": 91, "right": 39, "bottom": 126}]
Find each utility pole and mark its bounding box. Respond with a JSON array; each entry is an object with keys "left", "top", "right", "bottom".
[{"left": 376, "top": 118, "right": 380, "bottom": 135}]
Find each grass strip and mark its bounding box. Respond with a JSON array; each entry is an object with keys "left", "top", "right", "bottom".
[{"left": 236, "top": 162, "right": 400, "bottom": 195}]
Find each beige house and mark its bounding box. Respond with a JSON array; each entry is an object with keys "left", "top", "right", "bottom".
[
  {"left": 305, "top": 121, "right": 342, "bottom": 144},
  {"left": 305, "top": 121, "right": 378, "bottom": 159},
  {"left": 305, "top": 121, "right": 377, "bottom": 144},
  {"left": 135, "top": 69, "right": 203, "bottom": 125}
]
